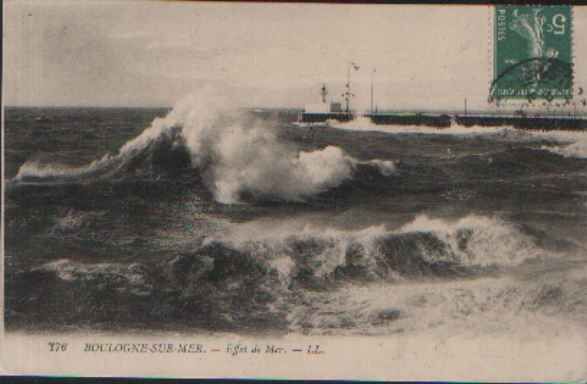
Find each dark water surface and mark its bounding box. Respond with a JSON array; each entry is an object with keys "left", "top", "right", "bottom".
[{"left": 5, "top": 106, "right": 587, "bottom": 335}]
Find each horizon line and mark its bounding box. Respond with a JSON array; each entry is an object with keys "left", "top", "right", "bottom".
[{"left": 4, "top": 105, "right": 587, "bottom": 114}]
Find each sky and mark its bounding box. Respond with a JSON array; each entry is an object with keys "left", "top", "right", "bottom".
[{"left": 4, "top": 1, "right": 587, "bottom": 111}]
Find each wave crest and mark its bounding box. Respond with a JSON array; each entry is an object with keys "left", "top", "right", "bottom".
[
  {"left": 12, "top": 90, "right": 397, "bottom": 203},
  {"left": 214, "top": 214, "right": 546, "bottom": 288}
]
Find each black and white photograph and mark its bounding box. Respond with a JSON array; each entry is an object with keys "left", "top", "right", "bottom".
[{"left": 3, "top": 1, "right": 587, "bottom": 380}]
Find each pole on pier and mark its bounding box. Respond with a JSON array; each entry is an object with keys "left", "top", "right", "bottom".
[
  {"left": 321, "top": 84, "right": 328, "bottom": 104},
  {"left": 370, "top": 68, "right": 376, "bottom": 115},
  {"left": 464, "top": 98, "right": 468, "bottom": 116},
  {"left": 343, "top": 62, "right": 359, "bottom": 114},
  {"left": 345, "top": 64, "right": 351, "bottom": 113}
]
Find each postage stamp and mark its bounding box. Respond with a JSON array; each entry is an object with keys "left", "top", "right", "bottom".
[{"left": 491, "top": 5, "right": 573, "bottom": 102}]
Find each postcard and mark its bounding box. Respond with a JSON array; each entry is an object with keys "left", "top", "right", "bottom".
[{"left": 3, "top": 1, "right": 587, "bottom": 381}]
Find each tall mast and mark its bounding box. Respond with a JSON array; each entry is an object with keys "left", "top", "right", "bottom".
[
  {"left": 343, "top": 62, "right": 358, "bottom": 113},
  {"left": 370, "top": 68, "right": 376, "bottom": 114},
  {"left": 345, "top": 64, "right": 351, "bottom": 113}
]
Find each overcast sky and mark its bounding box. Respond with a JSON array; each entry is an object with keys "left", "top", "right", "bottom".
[{"left": 4, "top": 1, "right": 587, "bottom": 110}]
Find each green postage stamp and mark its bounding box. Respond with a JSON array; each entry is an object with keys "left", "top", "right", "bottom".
[{"left": 492, "top": 5, "right": 573, "bottom": 102}]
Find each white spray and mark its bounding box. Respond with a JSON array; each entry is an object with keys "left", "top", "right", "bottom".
[
  {"left": 14, "top": 89, "right": 397, "bottom": 203},
  {"left": 163, "top": 90, "right": 358, "bottom": 203}
]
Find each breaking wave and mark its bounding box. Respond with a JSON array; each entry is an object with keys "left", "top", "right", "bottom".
[
  {"left": 12, "top": 90, "right": 397, "bottom": 203},
  {"left": 218, "top": 214, "right": 547, "bottom": 285},
  {"left": 13, "top": 124, "right": 190, "bottom": 183},
  {"left": 330, "top": 117, "right": 514, "bottom": 136},
  {"left": 7, "top": 213, "right": 568, "bottom": 331},
  {"left": 544, "top": 139, "right": 587, "bottom": 159},
  {"left": 331, "top": 117, "right": 587, "bottom": 160}
]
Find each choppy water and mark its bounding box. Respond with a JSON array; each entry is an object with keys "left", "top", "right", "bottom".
[{"left": 5, "top": 94, "right": 587, "bottom": 336}]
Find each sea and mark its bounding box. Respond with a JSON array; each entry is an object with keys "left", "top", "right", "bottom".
[{"left": 4, "top": 93, "right": 587, "bottom": 340}]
